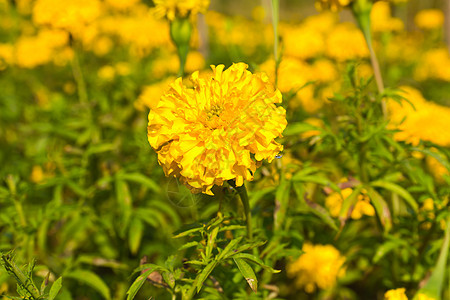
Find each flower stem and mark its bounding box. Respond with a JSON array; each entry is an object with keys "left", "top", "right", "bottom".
[
  {"left": 271, "top": 0, "right": 280, "bottom": 87},
  {"left": 70, "top": 46, "right": 88, "bottom": 104},
  {"left": 229, "top": 181, "right": 253, "bottom": 239},
  {"left": 352, "top": 0, "right": 387, "bottom": 118}
]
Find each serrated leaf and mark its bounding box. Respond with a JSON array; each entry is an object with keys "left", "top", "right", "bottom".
[
  {"left": 65, "top": 270, "right": 111, "bottom": 300},
  {"left": 233, "top": 258, "right": 257, "bottom": 292},
  {"left": 371, "top": 180, "right": 418, "bottom": 212},
  {"left": 48, "top": 277, "right": 62, "bottom": 300}
]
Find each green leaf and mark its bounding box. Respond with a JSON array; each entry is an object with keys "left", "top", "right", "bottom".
[
  {"left": 274, "top": 178, "right": 291, "bottom": 231},
  {"left": 126, "top": 268, "right": 155, "bottom": 300},
  {"left": 366, "top": 187, "right": 392, "bottom": 232},
  {"left": 413, "top": 218, "right": 450, "bottom": 300},
  {"left": 283, "top": 122, "right": 321, "bottom": 136},
  {"left": 205, "top": 226, "right": 219, "bottom": 259},
  {"left": 48, "top": 277, "right": 62, "bottom": 300},
  {"left": 232, "top": 253, "right": 280, "bottom": 273},
  {"left": 291, "top": 174, "right": 340, "bottom": 192},
  {"left": 371, "top": 180, "right": 418, "bottom": 212},
  {"left": 118, "top": 172, "right": 161, "bottom": 193},
  {"left": 65, "top": 270, "right": 111, "bottom": 300},
  {"left": 194, "top": 260, "right": 218, "bottom": 293},
  {"left": 338, "top": 185, "right": 363, "bottom": 224},
  {"left": 173, "top": 223, "right": 204, "bottom": 238},
  {"left": 372, "top": 239, "right": 407, "bottom": 263},
  {"left": 233, "top": 258, "right": 257, "bottom": 292},
  {"left": 115, "top": 178, "right": 132, "bottom": 238},
  {"left": 129, "top": 218, "right": 144, "bottom": 255}
]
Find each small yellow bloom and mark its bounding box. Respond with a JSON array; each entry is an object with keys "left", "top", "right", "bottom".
[
  {"left": 326, "top": 187, "right": 375, "bottom": 220},
  {"left": 315, "top": 0, "right": 352, "bottom": 12},
  {"left": 287, "top": 243, "right": 346, "bottom": 293},
  {"left": 371, "top": 1, "right": 404, "bottom": 32},
  {"left": 147, "top": 63, "right": 287, "bottom": 195},
  {"left": 154, "top": 0, "right": 210, "bottom": 21},
  {"left": 388, "top": 86, "right": 450, "bottom": 147},
  {"left": 135, "top": 76, "right": 176, "bottom": 111},
  {"left": 415, "top": 9, "right": 444, "bottom": 30},
  {"left": 417, "top": 293, "right": 436, "bottom": 300},
  {"left": 384, "top": 288, "right": 408, "bottom": 300}
]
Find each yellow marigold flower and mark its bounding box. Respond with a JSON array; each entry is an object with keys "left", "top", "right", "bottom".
[
  {"left": 105, "top": 0, "right": 140, "bottom": 10},
  {"left": 281, "top": 24, "right": 325, "bottom": 60},
  {"left": 0, "top": 43, "right": 13, "bottom": 70},
  {"left": 32, "top": 0, "right": 102, "bottom": 34},
  {"left": 371, "top": 1, "right": 404, "bottom": 32},
  {"left": 326, "top": 23, "right": 369, "bottom": 61},
  {"left": 414, "top": 48, "right": 450, "bottom": 82},
  {"left": 385, "top": 288, "right": 408, "bottom": 300},
  {"left": 388, "top": 86, "right": 450, "bottom": 147},
  {"left": 326, "top": 187, "right": 375, "bottom": 219},
  {"left": 415, "top": 9, "right": 444, "bottom": 30},
  {"left": 14, "top": 29, "right": 69, "bottom": 68},
  {"left": 287, "top": 243, "right": 346, "bottom": 293},
  {"left": 147, "top": 63, "right": 287, "bottom": 195},
  {"left": 154, "top": 0, "right": 210, "bottom": 21},
  {"left": 315, "top": 0, "right": 352, "bottom": 12}
]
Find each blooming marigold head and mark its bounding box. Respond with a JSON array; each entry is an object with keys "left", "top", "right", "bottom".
[
  {"left": 287, "top": 243, "right": 346, "bottom": 293},
  {"left": 147, "top": 63, "right": 287, "bottom": 195},
  {"left": 154, "top": 0, "right": 210, "bottom": 21}
]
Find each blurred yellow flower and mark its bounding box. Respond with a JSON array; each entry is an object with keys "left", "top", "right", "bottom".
[
  {"left": 135, "top": 76, "right": 176, "bottom": 111},
  {"left": 98, "top": 65, "right": 116, "bottom": 81},
  {"left": 414, "top": 48, "right": 450, "bottom": 81},
  {"left": 14, "top": 29, "right": 69, "bottom": 68},
  {"left": 315, "top": 0, "right": 352, "bottom": 12},
  {"left": 384, "top": 288, "right": 408, "bottom": 300},
  {"left": 0, "top": 43, "right": 13, "bottom": 70},
  {"left": 287, "top": 243, "right": 346, "bottom": 293},
  {"left": 105, "top": 0, "right": 140, "bottom": 10},
  {"left": 326, "top": 187, "right": 375, "bottom": 219},
  {"left": 147, "top": 63, "right": 287, "bottom": 195},
  {"left": 414, "top": 9, "right": 444, "bottom": 30},
  {"left": 154, "top": 0, "right": 210, "bottom": 21},
  {"left": 301, "top": 118, "right": 325, "bottom": 139},
  {"left": 32, "top": 0, "right": 102, "bottom": 35},
  {"left": 371, "top": 1, "right": 404, "bottom": 32},
  {"left": 326, "top": 23, "right": 369, "bottom": 61},
  {"left": 282, "top": 24, "right": 325, "bottom": 60},
  {"left": 388, "top": 86, "right": 450, "bottom": 147},
  {"left": 417, "top": 293, "right": 436, "bottom": 300}
]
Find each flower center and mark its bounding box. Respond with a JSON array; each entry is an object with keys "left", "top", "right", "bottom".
[{"left": 206, "top": 104, "right": 223, "bottom": 120}]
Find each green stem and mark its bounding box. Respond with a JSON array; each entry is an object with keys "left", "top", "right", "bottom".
[
  {"left": 271, "top": 0, "right": 280, "bottom": 87},
  {"left": 70, "top": 46, "right": 88, "bottom": 104},
  {"left": 228, "top": 181, "right": 253, "bottom": 240},
  {"left": 352, "top": 1, "right": 387, "bottom": 118},
  {"left": 0, "top": 253, "right": 40, "bottom": 299}
]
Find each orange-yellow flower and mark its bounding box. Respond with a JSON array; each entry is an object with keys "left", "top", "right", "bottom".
[
  {"left": 147, "top": 63, "right": 287, "bottom": 195},
  {"left": 154, "top": 0, "right": 210, "bottom": 20},
  {"left": 287, "top": 243, "right": 346, "bottom": 293}
]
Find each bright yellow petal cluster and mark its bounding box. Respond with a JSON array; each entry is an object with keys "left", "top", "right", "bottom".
[
  {"left": 326, "top": 187, "right": 375, "bottom": 219},
  {"left": 147, "top": 63, "right": 287, "bottom": 195},
  {"left": 154, "top": 0, "right": 210, "bottom": 21},
  {"left": 414, "top": 9, "right": 444, "bottom": 30},
  {"left": 287, "top": 243, "right": 346, "bottom": 293},
  {"left": 315, "top": 0, "right": 352, "bottom": 12},
  {"left": 388, "top": 86, "right": 450, "bottom": 147},
  {"left": 384, "top": 288, "right": 408, "bottom": 300}
]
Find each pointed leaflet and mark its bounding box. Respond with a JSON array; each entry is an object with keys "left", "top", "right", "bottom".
[{"left": 233, "top": 258, "right": 258, "bottom": 292}]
